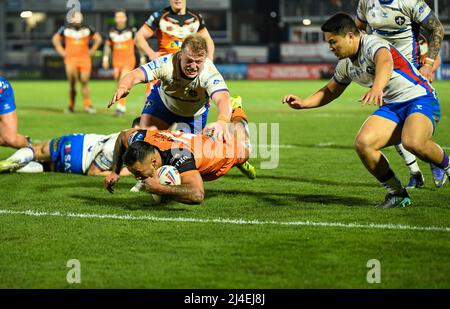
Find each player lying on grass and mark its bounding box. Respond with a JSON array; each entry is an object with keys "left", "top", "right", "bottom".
[
  {"left": 0, "top": 118, "right": 141, "bottom": 176},
  {"left": 104, "top": 106, "right": 253, "bottom": 205},
  {"left": 282, "top": 13, "right": 449, "bottom": 209}
]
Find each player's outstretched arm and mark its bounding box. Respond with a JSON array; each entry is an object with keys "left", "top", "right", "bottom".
[
  {"left": 210, "top": 91, "right": 232, "bottom": 143},
  {"left": 282, "top": 79, "right": 347, "bottom": 109},
  {"left": 359, "top": 47, "right": 392, "bottom": 106},
  {"left": 104, "top": 131, "right": 128, "bottom": 193},
  {"left": 108, "top": 68, "right": 146, "bottom": 108},
  {"left": 87, "top": 163, "right": 131, "bottom": 177},
  {"left": 144, "top": 170, "right": 205, "bottom": 205}
]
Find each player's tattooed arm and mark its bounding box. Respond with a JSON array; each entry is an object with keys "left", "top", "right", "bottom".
[
  {"left": 110, "top": 131, "right": 128, "bottom": 175},
  {"left": 104, "top": 131, "right": 128, "bottom": 193},
  {"left": 420, "top": 13, "right": 445, "bottom": 61},
  {"left": 145, "top": 171, "right": 205, "bottom": 205}
]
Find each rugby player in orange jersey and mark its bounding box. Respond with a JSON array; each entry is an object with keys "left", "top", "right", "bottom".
[
  {"left": 103, "top": 9, "right": 139, "bottom": 117},
  {"left": 104, "top": 107, "right": 254, "bottom": 205},
  {"left": 135, "top": 0, "right": 215, "bottom": 122},
  {"left": 52, "top": 11, "right": 102, "bottom": 114}
]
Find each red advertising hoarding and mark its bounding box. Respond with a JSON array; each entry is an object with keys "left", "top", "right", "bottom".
[{"left": 247, "top": 64, "right": 335, "bottom": 80}]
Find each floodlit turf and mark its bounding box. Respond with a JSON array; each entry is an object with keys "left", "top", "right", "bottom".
[{"left": 0, "top": 80, "right": 449, "bottom": 288}]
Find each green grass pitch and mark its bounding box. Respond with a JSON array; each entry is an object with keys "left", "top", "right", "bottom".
[{"left": 0, "top": 80, "right": 449, "bottom": 288}]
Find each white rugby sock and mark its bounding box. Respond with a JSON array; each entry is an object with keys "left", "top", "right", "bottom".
[
  {"left": 395, "top": 144, "right": 420, "bottom": 174},
  {"left": 7, "top": 147, "right": 35, "bottom": 164}
]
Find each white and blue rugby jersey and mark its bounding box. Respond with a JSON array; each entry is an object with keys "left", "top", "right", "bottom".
[
  {"left": 333, "top": 34, "right": 435, "bottom": 104},
  {"left": 139, "top": 53, "right": 228, "bottom": 117},
  {"left": 357, "top": 0, "right": 432, "bottom": 67}
]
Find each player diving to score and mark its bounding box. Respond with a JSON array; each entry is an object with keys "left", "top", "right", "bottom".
[
  {"left": 104, "top": 106, "right": 252, "bottom": 205},
  {"left": 107, "top": 34, "right": 255, "bottom": 179},
  {"left": 282, "top": 13, "right": 449, "bottom": 208}
]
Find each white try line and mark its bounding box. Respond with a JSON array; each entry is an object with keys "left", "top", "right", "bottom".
[
  {"left": 0, "top": 209, "right": 449, "bottom": 233},
  {"left": 257, "top": 144, "right": 450, "bottom": 150}
]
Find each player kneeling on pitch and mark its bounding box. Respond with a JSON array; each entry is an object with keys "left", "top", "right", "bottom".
[
  {"left": 0, "top": 118, "right": 141, "bottom": 175},
  {"left": 104, "top": 108, "right": 252, "bottom": 205},
  {"left": 282, "top": 13, "right": 449, "bottom": 208}
]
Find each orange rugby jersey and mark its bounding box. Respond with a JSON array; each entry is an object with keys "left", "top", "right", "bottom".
[
  {"left": 107, "top": 26, "right": 136, "bottom": 67},
  {"left": 57, "top": 25, "right": 96, "bottom": 59},
  {"left": 144, "top": 6, "right": 207, "bottom": 55},
  {"left": 125, "top": 129, "right": 237, "bottom": 181}
]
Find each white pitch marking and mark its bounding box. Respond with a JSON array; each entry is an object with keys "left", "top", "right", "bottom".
[
  {"left": 0, "top": 209, "right": 449, "bottom": 233},
  {"left": 257, "top": 144, "right": 450, "bottom": 150}
]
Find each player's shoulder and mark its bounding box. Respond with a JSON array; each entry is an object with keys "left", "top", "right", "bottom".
[
  {"left": 147, "top": 7, "right": 170, "bottom": 22},
  {"left": 0, "top": 76, "right": 11, "bottom": 91},
  {"left": 363, "top": 34, "right": 389, "bottom": 49},
  {"left": 198, "top": 59, "right": 219, "bottom": 79},
  {"left": 186, "top": 8, "right": 204, "bottom": 20},
  {"left": 148, "top": 53, "right": 173, "bottom": 68},
  {"left": 126, "top": 128, "right": 147, "bottom": 145},
  {"left": 0, "top": 76, "right": 9, "bottom": 85},
  {"left": 397, "top": 0, "right": 424, "bottom": 9},
  {"left": 202, "top": 58, "right": 219, "bottom": 73},
  {"left": 362, "top": 35, "right": 390, "bottom": 58},
  {"left": 335, "top": 58, "right": 351, "bottom": 70},
  {"left": 85, "top": 24, "right": 96, "bottom": 34},
  {"left": 56, "top": 25, "right": 66, "bottom": 34}
]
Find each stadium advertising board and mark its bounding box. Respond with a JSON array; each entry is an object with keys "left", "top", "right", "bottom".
[
  {"left": 441, "top": 64, "right": 450, "bottom": 80},
  {"left": 215, "top": 64, "right": 247, "bottom": 80},
  {"left": 247, "top": 64, "right": 334, "bottom": 80},
  {"left": 280, "top": 43, "right": 336, "bottom": 63}
]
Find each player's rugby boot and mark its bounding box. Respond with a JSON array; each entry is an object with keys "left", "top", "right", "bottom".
[
  {"left": 236, "top": 161, "right": 256, "bottom": 180},
  {"left": 376, "top": 190, "right": 411, "bottom": 209},
  {"left": 0, "top": 159, "right": 22, "bottom": 173},
  {"left": 405, "top": 172, "right": 425, "bottom": 190},
  {"left": 430, "top": 163, "right": 447, "bottom": 188}
]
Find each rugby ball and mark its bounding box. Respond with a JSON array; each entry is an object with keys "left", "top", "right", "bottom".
[
  {"left": 157, "top": 165, "right": 181, "bottom": 185},
  {"left": 151, "top": 165, "right": 181, "bottom": 203}
]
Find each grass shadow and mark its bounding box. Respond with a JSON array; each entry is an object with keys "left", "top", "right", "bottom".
[
  {"left": 224, "top": 173, "right": 375, "bottom": 188},
  {"left": 206, "top": 188, "right": 371, "bottom": 207},
  {"left": 68, "top": 194, "right": 189, "bottom": 212}
]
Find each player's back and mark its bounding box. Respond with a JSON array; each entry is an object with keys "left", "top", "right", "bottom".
[{"left": 128, "top": 129, "right": 237, "bottom": 181}]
